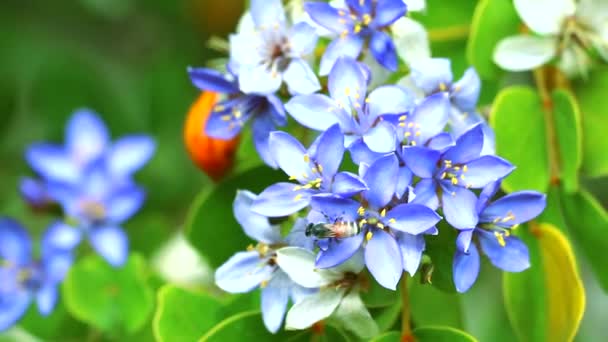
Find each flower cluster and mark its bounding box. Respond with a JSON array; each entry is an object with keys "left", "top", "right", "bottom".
[
  {"left": 204, "top": 0, "right": 547, "bottom": 337},
  {"left": 1, "top": 110, "right": 155, "bottom": 331}
]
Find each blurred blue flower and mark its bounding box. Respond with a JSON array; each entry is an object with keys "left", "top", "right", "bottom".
[
  {"left": 452, "top": 182, "right": 546, "bottom": 292},
  {"left": 229, "top": 0, "right": 320, "bottom": 95},
  {"left": 401, "top": 124, "right": 514, "bottom": 228},
  {"left": 309, "top": 155, "right": 440, "bottom": 290},
  {"left": 286, "top": 57, "right": 414, "bottom": 164},
  {"left": 0, "top": 218, "right": 74, "bottom": 331},
  {"left": 304, "top": 0, "right": 407, "bottom": 74},
  {"left": 251, "top": 124, "right": 368, "bottom": 217},
  {"left": 188, "top": 67, "right": 287, "bottom": 168},
  {"left": 215, "top": 191, "right": 315, "bottom": 333}
]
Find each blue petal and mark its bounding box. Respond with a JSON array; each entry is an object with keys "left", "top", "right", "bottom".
[
  {"left": 285, "top": 218, "right": 316, "bottom": 251},
  {"left": 215, "top": 251, "right": 274, "bottom": 293},
  {"left": 396, "top": 232, "right": 425, "bottom": 276},
  {"left": 348, "top": 139, "right": 384, "bottom": 165},
  {"left": 0, "top": 218, "right": 31, "bottom": 265},
  {"left": 443, "top": 124, "right": 484, "bottom": 164},
  {"left": 362, "top": 154, "right": 399, "bottom": 209},
  {"left": 36, "top": 283, "right": 58, "bottom": 316},
  {"left": 238, "top": 64, "right": 282, "bottom": 95},
  {"left": 309, "top": 194, "right": 361, "bottom": 222},
  {"left": 411, "top": 179, "right": 439, "bottom": 210},
  {"left": 410, "top": 58, "right": 453, "bottom": 94},
  {"left": 385, "top": 203, "right": 441, "bottom": 234},
  {"left": 251, "top": 182, "right": 312, "bottom": 217},
  {"left": 205, "top": 99, "right": 248, "bottom": 139},
  {"left": 25, "top": 144, "right": 79, "bottom": 183},
  {"left": 451, "top": 67, "right": 481, "bottom": 111},
  {"left": 187, "top": 67, "right": 239, "bottom": 93},
  {"left": 0, "top": 290, "right": 31, "bottom": 332},
  {"left": 316, "top": 233, "right": 364, "bottom": 269},
  {"left": 366, "top": 85, "right": 415, "bottom": 122},
  {"left": 363, "top": 121, "right": 397, "bottom": 153},
  {"left": 401, "top": 146, "right": 440, "bottom": 178},
  {"left": 66, "top": 109, "right": 109, "bottom": 166},
  {"left": 345, "top": 0, "right": 372, "bottom": 14},
  {"left": 476, "top": 181, "right": 502, "bottom": 214},
  {"left": 395, "top": 166, "right": 413, "bottom": 199},
  {"left": 456, "top": 229, "right": 474, "bottom": 253},
  {"left": 42, "top": 251, "right": 73, "bottom": 283},
  {"left": 409, "top": 92, "right": 450, "bottom": 144},
  {"left": 289, "top": 22, "right": 318, "bottom": 56},
  {"left": 453, "top": 243, "right": 480, "bottom": 293},
  {"left": 269, "top": 131, "right": 312, "bottom": 183},
  {"left": 304, "top": 1, "right": 353, "bottom": 33},
  {"left": 250, "top": 0, "right": 285, "bottom": 28},
  {"left": 108, "top": 135, "right": 156, "bottom": 179},
  {"left": 266, "top": 95, "right": 287, "bottom": 126},
  {"left": 315, "top": 124, "right": 345, "bottom": 181},
  {"left": 478, "top": 231, "right": 530, "bottom": 272},
  {"left": 89, "top": 226, "right": 128, "bottom": 267},
  {"left": 369, "top": 30, "right": 398, "bottom": 71},
  {"left": 261, "top": 271, "right": 290, "bottom": 333},
  {"left": 286, "top": 94, "right": 350, "bottom": 132},
  {"left": 320, "top": 36, "right": 364, "bottom": 76},
  {"left": 480, "top": 191, "right": 547, "bottom": 226},
  {"left": 328, "top": 57, "right": 368, "bottom": 111},
  {"left": 283, "top": 59, "right": 321, "bottom": 95},
  {"left": 42, "top": 221, "right": 82, "bottom": 254},
  {"left": 234, "top": 190, "right": 282, "bottom": 244},
  {"left": 252, "top": 113, "right": 279, "bottom": 169},
  {"left": 332, "top": 172, "right": 368, "bottom": 197},
  {"left": 441, "top": 185, "right": 479, "bottom": 229},
  {"left": 461, "top": 156, "right": 514, "bottom": 188},
  {"left": 371, "top": 0, "right": 408, "bottom": 28},
  {"left": 19, "top": 177, "right": 48, "bottom": 207},
  {"left": 365, "top": 229, "right": 402, "bottom": 290},
  {"left": 106, "top": 186, "right": 145, "bottom": 224},
  {"left": 427, "top": 132, "right": 455, "bottom": 152}
]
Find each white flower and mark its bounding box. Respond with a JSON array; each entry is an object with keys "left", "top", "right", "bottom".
[{"left": 494, "top": 0, "right": 608, "bottom": 76}]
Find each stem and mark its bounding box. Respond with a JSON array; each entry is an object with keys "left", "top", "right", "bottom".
[
  {"left": 401, "top": 273, "right": 413, "bottom": 340},
  {"left": 428, "top": 25, "right": 470, "bottom": 42}
]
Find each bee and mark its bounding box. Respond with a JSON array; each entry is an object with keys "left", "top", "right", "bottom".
[{"left": 305, "top": 220, "right": 361, "bottom": 239}]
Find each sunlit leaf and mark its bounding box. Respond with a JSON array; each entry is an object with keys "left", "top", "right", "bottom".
[
  {"left": 414, "top": 326, "right": 478, "bottom": 341},
  {"left": 410, "top": 281, "right": 463, "bottom": 328},
  {"left": 551, "top": 90, "right": 582, "bottom": 192}
]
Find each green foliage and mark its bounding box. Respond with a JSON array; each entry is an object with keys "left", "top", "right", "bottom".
[
  {"left": 361, "top": 271, "right": 399, "bottom": 308},
  {"left": 62, "top": 254, "right": 155, "bottom": 335},
  {"left": 424, "top": 223, "right": 458, "bottom": 293},
  {"left": 551, "top": 90, "right": 583, "bottom": 193},
  {"left": 409, "top": 281, "right": 463, "bottom": 328},
  {"left": 490, "top": 86, "right": 550, "bottom": 192},
  {"left": 370, "top": 326, "right": 478, "bottom": 342}
]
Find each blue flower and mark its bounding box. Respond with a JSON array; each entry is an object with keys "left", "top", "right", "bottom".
[
  {"left": 309, "top": 155, "right": 441, "bottom": 290},
  {"left": 251, "top": 124, "right": 368, "bottom": 217},
  {"left": 0, "top": 218, "right": 74, "bottom": 331},
  {"left": 215, "top": 191, "right": 315, "bottom": 333},
  {"left": 24, "top": 109, "right": 155, "bottom": 186},
  {"left": 286, "top": 57, "right": 414, "bottom": 164},
  {"left": 407, "top": 58, "right": 495, "bottom": 155},
  {"left": 452, "top": 182, "right": 546, "bottom": 292},
  {"left": 401, "top": 124, "right": 515, "bottom": 228},
  {"left": 188, "top": 67, "right": 287, "bottom": 168},
  {"left": 229, "top": 0, "right": 320, "bottom": 95},
  {"left": 304, "top": 0, "right": 407, "bottom": 74},
  {"left": 48, "top": 161, "right": 146, "bottom": 267}
]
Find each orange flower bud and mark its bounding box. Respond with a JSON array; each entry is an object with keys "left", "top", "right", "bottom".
[{"left": 184, "top": 91, "right": 240, "bottom": 181}]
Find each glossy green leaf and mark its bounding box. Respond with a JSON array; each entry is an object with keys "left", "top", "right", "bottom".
[
  {"left": 504, "top": 223, "right": 585, "bottom": 342},
  {"left": 561, "top": 190, "right": 608, "bottom": 292},
  {"left": 185, "top": 166, "right": 284, "bottom": 268},
  {"left": 424, "top": 222, "right": 458, "bottom": 293},
  {"left": 410, "top": 281, "right": 463, "bottom": 328},
  {"left": 330, "top": 290, "right": 379, "bottom": 339},
  {"left": 361, "top": 271, "right": 399, "bottom": 308},
  {"left": 372, "top": 299, "right": 401, "bottom": 333},
  {"left": 466, "top": 0, "right": 520, "bottom": 80},
  {"left": 573, "top": 67, "right": 608, "bottom": 177},
  {"left": 370, "top": 331, "right": 400, "bottom": 342},
  {"left": 411, "top": 0, "right": 476, "bottom": 29},
  {"left": 62, "top": 254, "right": 154, "bottom": 334},
  {"left": 538, "top": 186, "right": 569, "bottom": 231},
  {"left": 551, "top": 89, "right": 582, "bottom": 192},
  {"left": 414, "top": 326, "right": 478, "bottom": 342},
  {"left": 199, "top": 311, "right": 288, "bottom": 342},
  {"left": 490, "top": 86, "right": 550, "bottom": 193},
  {"left": 153, "top": 285, "right": 224, "bottom": 342}
]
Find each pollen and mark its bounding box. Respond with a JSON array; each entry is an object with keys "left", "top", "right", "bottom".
[
  {"left": 303, "top": 154, "right": 310, "bottom": 163},
  {"left": 494, "top": 231, "right": 506, "bottom": 247},
  {"left": 288, "top": 175, "right": 297, "bottom": 180},
  {"left": 260, "top": 280, "right": 269, "bottom": 288},
  {"left": 221, "top": 115, "right": 232, "bottom": 121},
  {"left": 399, "top": 115, "right": 407, "bottom": 121},
  {"left": 439, "top": 83, "right": 447, "bottom": 91},
  {"left": 404, "top": 131, "right": 411, "bottom": 137},
  {"left": 377, "top": 223, "right": 385, "bottom": 229},
  {"left": 318, "top": 164, "right": 324, "bottom": 172},
  {"left": 451, "top": 177, "right": 458, "bottom": 185},
  {"left": 440, "top": 172, "right": 447, "bottom": 179},
  {"left": 463, "top": 165, "right": 468, "bottom": 172},
  {"left": 380, "top": 208, "right": 387, "bottom": 217},
  {"left": 358, "top": 206, "right": 366, "bottom": 216},
  {"left": 294, "top": 194, "right": 303, "bottom": 201},
  {"left": 354, "top": 24, "right": 362, "bottom": 34},
  {"left": 365, "top": 231, "right": 373, "bottom": 241},
  {"left": 292, "top": 185, "right": 302, "bottom": 191},
  {"left": 362, "top": 14, "right": 372, "bottom": 25},
  {"left": 359, "top": 219, "right": 367, "bottom": 227},
  {"left": 388, "top": 218, "right": 396, "bottom": 224},
  {"left": 344, "top": 86, "right": 351, "bottom": 96},
  {"left": 411, "top": 140, "right": 417, "bottom": 146}
]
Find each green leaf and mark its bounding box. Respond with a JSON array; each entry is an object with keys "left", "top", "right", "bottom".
[
  {"left": 424, "top": 222, "right": 458, "bottom": 293},
  {"left": 573, "top": 66, "right": 608, "bottom": 177},
  {"left": 199, "top": 311, "right": 293, "bottom": 342},
  {"left": 490, "top": 86, "right": 550, "bottom": 193},
  {"left": 371, "top": 299, "right": 401, "bottom": 333},
  {"left": 62, "top": 254, "right": 154, "bottom": 335},
  {"left": 551, "top": 89, "right": 582, "bottom": 192},
  {"left": 330, "top": 290, "right": 379, "bottom": 339},
  {"left": 361, "top": 271, "right": 399, "bottom": 308},
  {"left": 153, "top": 285, "right": 224, "bottom": 342},
  {"left": 411, "top": 0, "right": 476, "bottom": 29},
  {"left": 561, "top": 190, "right": 608, "bottom": 292},
  {"left": 466, "top": 0, "right": 520, "bottom": 80},
  {"left": 537, "top": 186, "right": 569, "bottom": 231},
  {"left": 504, "top": 223, "right": 585, "bottom": 342},
  {"left": 414, "top": 326, "right": 478, "bottom": 342},
  {"left": 410, "top": 281, "right": 463, "bottom": 328},
  {"left": 185, "top": 166, "right": 284, "bottom": 268},
  {"left": 370, "top": 331, "right": 400, "bottom": 342}
]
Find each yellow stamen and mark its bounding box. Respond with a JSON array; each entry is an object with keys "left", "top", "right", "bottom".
[
  {"left": 439, "top": 83, "right": 447, "bottom": 91},
  {"left": 294, "top": 194, "right": 303, "bottom": 201},
  {"left": 303, "top": 154, "right": 310, "bottom": 163},
  {"left": 463, "top": 165, "right": 468, "bottom": 172},
  {"left": 494, "top": 231, "right": 506, "bottom": 247},
  {"left": 221, "top": 115, "right": 232, "bottom": 121},
  {"left": 377, "top": 223, "right": 385, "bottom": 229},
  {"left": 380, "top": 208, "right": 387, "bottom": 217},
  {"left": 365, "top": 231, "right": 373, "bottom": 241},
  {"left": 388, "top": 218, "right": 396, "bottom": 224},
  {"left": 451, "top": 177, "right": 458, "bottom": 185}
]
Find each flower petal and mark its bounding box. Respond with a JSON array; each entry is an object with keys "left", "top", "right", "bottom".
[
  {"left": 320, "top": 35, "right": 365, "bottom": 76},
  {"left": 285, "top": 218, "right": 316, "bottom": 251},
  {"left": 315, "top": 124, "right": 345, "bottom": 181},
  {"left": 411, "top": 179, "right": 439, "bottom": 210},
  {"left": 391, "top": 17, "right": 431, "bottom": 66},
  {"left": 478, "top": 231, "right": 530, "bottom": 272},
  {"left": 283, "top": 59, "right": 321, "bottom": 95},
  {"left": 261, "top": 271, "right": 291, "bottom": 333},
  {"left": 480, "top": 191, "right": 547, "bottom": 226},
  {"left": 276, "top": 247, "right": 341, "bottom": 288},
  {"left": 286, "top": 94, "right": 350, "bottom": 132},
  {"left": 285, "top": 288, "right": 346, "bottom": 330},
  {"left": 397, "top": 232, "right": 426, "bottom": 275},
  {"left": 106, "top": 186, "right": 145, "bottom": 224},
  {"left": 269, "top": 131, "right": 311, "bottom": 183},
  {"left": 41, "top": 221, "right": 82, "bottom": 254},
  {"left": 362, "top": 121, "right": 397, "bottom": 153},
  {"left": 410, "top": 92, "right": 450, "bottom": 143},
  {"left": 461, "top": 156, "right": 514, "bottom": 189},
  {"left": 89, "top": 226, "right": 128, "bottom": 267},
  {"left": 366, "top": 85, "right": 415, "bottom": 121},
  {"left": 252, "top": 112, "right": 279, "bottom": 168},
  {"left": 452, "top": 67, "right": 481, "bottom": 111},
  {"left": 310, "top": 194, "right": 361, "bottom": 222},
  {"left": 187, "top": 67, "right": 239, "bottom": 93},
  {"left": 25, "top": 144, "right": 79, "bottom": 183},
  {"left": 107, "top": 136, "right": 156, "bottom": 179},
  {"left": 215, "top": 251, "right": 273, "bottom": 293},
  {"left": 365, "top": 229, "right": 402, "bottom": 290},
  {"left": 427, "top": 132, "right": 455, "bottom": 152},
  {"left": 385, "top": 203, "right": 441, "bottom": 234},
  {"left": 409, "top": 58, "right": 453, "bottom": 94},
  {"left": 456, "top": 229, "right": 474, "bottom": 253},
  {"left": 513, "top": 0, "right": 575, "bottom": 35},
  {"left": 332, "top": 172, "right": 368, "bottom": 197},
  {"left": 36, "top": 283, "right": 58, "bottom": 316},
  {"left": 303, "top": 1, "right": 350, "bottom": 33},
  {"left": 401, "top": 146, "right": 440, "bottom": 178},
  {"left": 453, "top": 243, "right": 480, "bottom": 293},
  {"left": 362, "top": 154, "right": 399, "bottom": 209},
  {"left": 315, "top": 233, "right": 365, "bottom": 269},
  {"left": 369, "top": 30, "right": 398, "bottom": 71},
  {"left": 493, "top": 35, "right": 557, "bottom": 72},
  {"left": 234, "top": 190, "right": 282, "bottom": 244},
  {"left": 0, "top": 289, "right": 31, "bottom": 331},
  {"left": 443, "top": 124, "right": 484, "bottom": 164},
  {"left": 66, "top": 109, "right": 109, "bottom": 166},
  {"left": 238, "top": 64, "right": 282, "bottom": 95},
  {"left": 328, "top": 57, "right": 368, "bottom": 111},
  {"left": 250, "top": 0, "right": 285, "bottom": 28},
  {"left": 289, "top": 22, "right": 318, "bottom": 56},
  {"left": 348, "top": 139, "right": 383, "bottom": 165},
  {"left": 371, "top": 0, "right": 407, "bottom": 28},
  {"left": 0, "top": 218, "right": 31, "bottom": 265},
  {"left": 441, "top": 185, "right": 479, "bottom": 229},
  {"left": 251, "top": 182, "right": 313, "bottom": 217}
]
